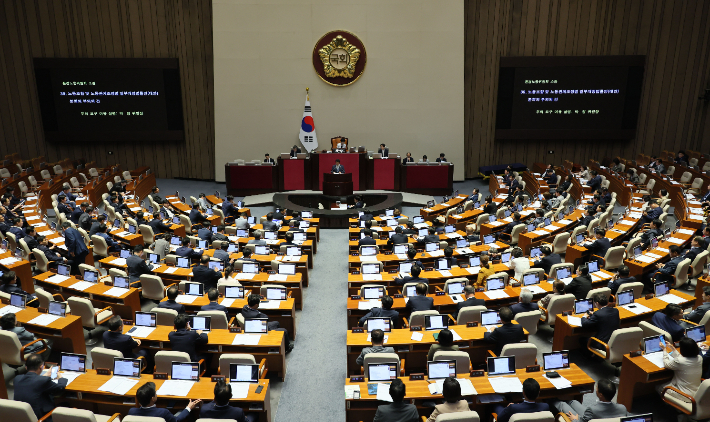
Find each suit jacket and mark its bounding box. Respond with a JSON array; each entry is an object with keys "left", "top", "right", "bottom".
[
  {"left": 566, "top": 275, "right": 593, "bottom": 300},
  {"left": 8, "top": 326, "right": 42, "bottom": 353},
  {"left": 127, "top": 254, "right": 152, "bottom": 283},
  {"left": 406, "top": 295, "right": 434, "bottom": 313},
  {"left": 359, "top": 307, "right": 400, "bottom": 328},
  {"left": 168, "top": 328, "right": 208, "bottom": 361},
  {"left": 263, "top": 158, "right": 275, "bottom": 164},
  {"left": 148, "top": 218, "right": 170, "bottom": 234},
  {"left": 158, "top": 299, "right": 185, "bottom": 314},
  {"left": 483, "top": 203, "right": 497, "bottom": 215},
  {"left": 578, "top": 401, "right": 628, "bottom": 422},
  {"left": 608, "top": 276, "right": 636, "bottom": 294},
  {"left": 222, "top": 201, "right": 238, "bottom": 218},
  {"left": 89, "top": 221, "right": 102, "bottom": 236},
  {"left": 497, "top": 402, "right": 550, "bottom": 422},
  {"left": 355, "top": 345, "right": 396, "bottom": 366},
  {"left": 176, "top": 246, "right": 203, "bottom": 259},
  {"left": 235, "top": 217, "right": 250, "bottom": 230},
  {"left": 378, "top": 147, "right": 389, "bottom": 157},
  {"left": 642, "top": 206, "right": 663, "bottom": 223},
  {"left": 532, "top": 254, "right": 562, "bottom": 275},
  {"left": 685, "top": 302, "right": 710, "bottom": 323},
  {"left": 212, "top": 233, "right": 229, "bottom": 243},
  {"left": 657, "top": 256, "right": 684, "bottom": 282},
  {"left": 587, "top": 176, "right": 602, "bottom": 191},
  {"left": 580, "top": 215, "right": 595, "bottom": 228},
  {"left": 149, "top": 193, "right": 164, "bottom": 204},
  {"left": 263, "top": 221, "right": 278, "bottom": 231},
  {"left": 97, "top": 232, "right": 119, "bottom": 250},
  {"left": 426, "top": 400, "right": 470, "bottom": 422},
  {"left": 331, "top": 164, "right": 345, "bottom": 173},
  {"left": 78, "top": 212, "right": 93, "bottom": 231},
  {"left": 151, "top": 238, "right": 170, "bottom": 260},
  {"left": 358, "top": 236, "right": 377, "bottom": 246},
  {"left": 23, "top": 235, "right": 39, "bottom": 251},
  {"left": 289, "top": 148, "right": 301, "bottom": 158},
  {"left": 587, "top": 238, "right": 611, "bottom": 257},
  {"left": 213, "top": 249, "right": 231, "bottom": 264},
  {"left": 197, "top": 227, "right": 213, "bottom": 242},
  {"left": 436, "top": 157, "right": 448, "bottom": 163},
  {"left": 192, "top": 265, "right": 222, "bottom": 292},
  {"left": 103, "top": 330, "right": 139, "bottom": 357},
  {"left": 241, "top": 305, "right": 269, "bottom": 320},
  {"left": 63, "top": 227, "right": 88, "bottom": 256},
  {"left": 394, "top": 275, "right": 428, "bottom": 286},
  {"left": 684, "top": 247, "right": 703, "bottom": 264},
  {"left": 70, "top": 209, "right": 83, "bottom": 224},
  {"left": 373, "top": 401, "right": 420, "bottom": 422},
  {"left": 201, "top": 301, "right": 229, "bottom": 317},
  {"left": 199, "top": 401, "right": 246, "bottom": 422},
  {"left": 422, "top": 234, "right": 440, "bottom": 244},
  {"left": 483, "top": 323, "right": 526, "bottom": 355},
  {"left": 510, "top": 302, "right": 539, "bottom": 318},
  {"left": 581, "top": 306, "right": 620, "bottom": 343},
  {"left": 651, "top": 312, "right": 685, "bottom": 342},
  {"left": 128, "top": 406, "right": 191, "bottom": 422},
  {"left": 387, "top": 233, "right": 409, "bottom": 246},
  {"left": 641, "top": 228, "right": 663, "bottom": 248},
  {"left": 57, "top": 203, "right": 72, "bottom": 217},
  {"left": 455, "top": 297, "right": 486, "bottom": 318},
  {"left": 14, "top": 372, "right": 67, "bottom": 418},
  {"left": 402, "top": 156, "right": 414, "bottom": 164},
  {"left": 38, "top": 244, "right": 63, "bottom": 262},
  {"left": 189, "top": 209, "right": 208, "bottom": 225}
]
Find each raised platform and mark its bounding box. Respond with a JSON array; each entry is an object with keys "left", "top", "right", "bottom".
[{"left": 271, "top": 192, "right": 404, "bottom": 228}]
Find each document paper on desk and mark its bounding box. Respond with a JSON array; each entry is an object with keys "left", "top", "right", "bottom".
[
  {"left": 411, "top": 332, "right": 423, "bottom": 341},
  {"left": 666, "top": 237, "right": 686, "bottom": 245},
  {"left": 488, "top": 377, "right": 524, "bottom": 393},
  {"left": 268, "top": 274, "right": 288, "bottom": 282},
  {"left": 634, "top": 255, "right": 657, "bottom": 264},
  {"left": 484, "top": 290, "right": 509, "bottom": 300},
  {"left": 258, "top": 301, "right": 281, "bottom": 309},
  {"left": 104, "top": 287, "right": 130, "bottom": 297},
  {"left": 658, "top": 294, "right": 687, "bottom": 304},
  {"left": 543, "top": 374, "right": 572, "bottom": 389},
  {"left": 376, "top": 383, "right": 393, "bottom": 402},
  {"left": 45, "top": 274, "right": 70, "bottom": 284},
  {"left": 677, "top": 229, "right": 695, "bottom": 235},
  {"left": 98, "top": 376, "right": 140, "bottom": 395},
  {"left": 621, "top": 303, "right": 652, "bottom": 315},
  {"left": 566, "top": 316, "right": 582, "bottom": 327},
  {"left": 58, "top": 371, "right": 83, "bottom": 386},
  {"left": 345, "top": 385, "right": 360, "bottom": 399},
  {"left": 0, "top": 257, "right": 19, "bottom": 265},
  {"left": 438, "top": 270, "right": 452, "bottom": 277},
  {"left": 643, "top": 352, "right": 665, "bottom": 368},
  {"left": 0, "top": 306, "right": 23, "bottom": 316},
  {"left": 526, "top": 285, "right": 546, "bottom": 295},
  {"left": 128, "top": 326, "right": 155, "bottom": 338},
  {"left": 28, "top": 314, "right": 61, "bottom": 326},
  {"left": 359, "top": 256, "right": 378, "bottom": 262},
  {"left": 231, "top": 383, "right": 250, "bottom": 399},
  {"left": 457, "top": 378, "right": 477, "bottom": 395},
  {"left": 233, "top": 334, "right": 262, "bottom": 345},
  {"left": 234, "top": 273, "right": 255, "bottom": 280},
  {"left": 163, "top": 267, "right": 178, "bottom": 274},
  {"left": 220, "top": 298, "right": 235, "bottom": 307},
  {"left": 175, "top": 294, "right": 198, "bottom": 304},
  {"left": 111, "top": 258, "right": 127, "bottom": 266},
  {"left": 358, "top": 300, "right": 382, "bottom": 310},
  {"left": 466, "top": 267, "right": 480, "bottom": 275},
  {"left": 449, "top": 329, "right": 462, "bottom": 341},
  {"left": 157, "top": 380, "right": 195, "bottom": 397},
  {"left": 362, "top": 274, "right": 383, "bottom": 281}
]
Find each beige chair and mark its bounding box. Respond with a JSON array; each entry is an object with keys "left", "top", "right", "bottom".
[
  {"left": 587, "top": 327, "right": 644, "bottom": 364},
  {"left": 34, "top": 287, "right": 68, "bottom": 312},
  {"left": 154, "top": 350, "right": 192, "bottom": 374},
  {"left": 123, "top": 417, "right": 164, "bottom": 422},
  {"left": 688, "top": 178, "right": 704, "bottom": 195},
  {"left": 638, "top": 178, "right": 655, "bottom": 195},
  {"left": 217, "top": 279, "right": 242, "bottom": 296},
  {"left": 541, "top": 294, "right": 575, "bottom": 326},
  {"left": 456, "top": 306, "right": 488, "bottom": 325},
  {"left": 0, "top": 398, "right": 53, "bottom": 422},
  {"left": 504, "top": 224, "right": 526, "bottom": 246},
  {"left": 517, "top": 268, "right": 545, "bottom": 283},
  {"left": 40, "top": 168, "right": 52, "bottom": 180},
  {"left": 141, "top": 274, "right": 174, "bottom": 302},
  {"left": 0, "top": 330, "right": 49, "bottom": 369},
  {"left": 488, "top": 272, "right": 509, "bottom": 286},
  {"left": 109, "top": 268, "right": 127, "bottom": 279},
  {"left": 653, "top": 258, "right": 691, "bottom": 289},
  {"left": 586, "top": 287, "right": 611, "bottom": 302},
  {"left": 586, "top": 218, "right": 600, "bottom": 235},
  {"left": 679, "top": 171, "right": 693, "bottom": 185},
  {"left": 551, "top": 232, "right": 570, "bottom": 255},
  {"left": 405, "top": 310, "right": 441, "bottom": 328},
  {"left": 689, "top": 251, "right": 709, "bottom": 282},
  {"left": 433, "top": 350, "right": 471, "bottom": 374},
  {"left": 400, "top": 282, "right": 420, "bottom": 297},
  {"left": 472, "top": 213, "right": 489, "bottom": 233},
  {"left": 52, "top": 407, "right": 121, "bottom": 422},
  {"left": 90, "top": 347, "right": 123, "bottom": 370},
  {"left": 514, "top": 310, "right": 541, "bottom": 335},
  {"left": 67, "top": 297, "right": 114, "bottom": 345},
  {"left": 359, "top": 244, "right": 380, "bottom": 255},
  {"left": 150, "top": 307, "right": 178, "bottom": 326},
  {"left": 435, "top": 412, "right": 480, "bottom": 422},
  {"left": 197, "top": 310, "right": 230, "bottom": 330},
  {"left": 639, "top": 321, "right": 672, "bottom": 342},
  {"left": 499, "top": 343, "right": 537, "bottom": 368},
  {"left": 616, "top": 281, "right": 644, "bottom": 299},
  {"left": 363, "top": 353, "right": 403, "bottom": 377},
  {"left": 218, "top": 353, "right": 267, "bottom": 379},
  {"left": 507, "top": 412, "right": 554, "bottom": 422},
  {"left": 624, "top": 236, "right": 642, "bottom": 258},
  {"left": 549, "top": 263, "right": 574, "bottom": 279},
  {"left": 179, "top": 214, "right": 194, "bottom": 233},
  {"left": 442, "top": 277, "right": 469, "bottom": 294},
  {"left": 91, "top": 235, "right": 110, "bottom": 258},
  {"left": 139, "top": 224, "right": 155, "bottom": 245},
  {"left": 122, "top": 170, "right": 132, "bottom": 182},
  {"left": 359, "top": 284, "right": 387, "bottom": 297},
  {"left": 17, "top": 238, "right": 32, "bottom": 262}
]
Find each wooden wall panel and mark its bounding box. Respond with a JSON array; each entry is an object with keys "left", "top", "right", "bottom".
[
  {"left": 0, "top": 0, "right": 214, "bottom": 179},
  {"left": 464, "top": 0, "right": 710, "bottom": 178}
]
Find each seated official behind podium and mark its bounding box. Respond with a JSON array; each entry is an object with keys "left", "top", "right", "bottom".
[
  {"left": 335, "top": 139, "right": 348, "bottom": 150},
  {"left": 130, "top": 381, "right": 200, "bottom": 422},
  {"left": 103, "top": 315, "right": 148, "bottom": 361},
  {"left": 402, "top": 152, "right": 414, "bottom": 164},
  {"left": 332, "top": 159, "right": 345, "bottom": 174},
  {"left": 436, "top": 153, "right": 447, "bottom": 163},
  {"left": 290, "top": 145, "right": 301, "bottom": 158},
  {"left": 200, "top": 380, "right": 250, "bottom": 422},
  {"left": 359, "top": 295, "right": 399, "bottom": 328},
  {"left": 14, "top": 354, "right": 67, "bottom": 420},
  {"left": 264, "top": 153, "right": 275, "bottom": 164},
  {"left": 373, "top": 378, "right": 419, "bottom": 422},
  {"left": 494, "top": 378, "right": 549, "bottom": 422},
  {"left": 483, "top": 306, "right": 525, "bottom": 355},
  {"left": 377, "top": 144, "right": 389, "bottom": 158},
  {"left": 159, "top": 285, "right": 186, "bottom": 313},
  {"left": 356, "top": 328, "right": 394, "bottom": 366}
]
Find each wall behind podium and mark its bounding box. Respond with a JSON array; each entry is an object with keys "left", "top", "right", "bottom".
[{"left": 213, "top": 0, "right": 465, "bottom": 182}]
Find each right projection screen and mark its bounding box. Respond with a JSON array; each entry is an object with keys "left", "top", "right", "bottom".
[{"left": 495, "top": 56, "right": 645, "bottom": 139}]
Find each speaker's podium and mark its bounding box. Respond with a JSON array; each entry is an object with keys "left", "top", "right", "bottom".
[{"left": 323, "top": 173, "right": 353, "bottom": 196}]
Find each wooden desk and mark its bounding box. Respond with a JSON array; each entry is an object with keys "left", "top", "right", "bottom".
[
  {"left": 344, "top": 364, "right": 594, "bottom": 422},
  {"left": 33, "top": 271, "right": 141, "bottom": 319},
  {"left": 623, "top": 229, "right": 695, "bottom": 279},
  {"left": 419, "top": 195, "right": 468, "bottom": 221},
  {"left": 62, "top": 370, "right": 272, "bottom": 422},
  {"left": 123, "top": 325, "right": 287, "bottom": 381},
  {"left": 552, "top": 289, "right": 696, "bottom": 351},
  {"left": 0, "top": 303, "right": 86, "bottom": 354},
  {"left": 695, "top": 276, "right": 710, "bottom": 307},
  {"left": 0, "top": 250, "right": 34, "bottom": 294}
]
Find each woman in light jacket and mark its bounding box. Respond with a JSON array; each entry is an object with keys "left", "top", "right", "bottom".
[{"left": 656, "top": 337, "right": 703, "bottom": 397}]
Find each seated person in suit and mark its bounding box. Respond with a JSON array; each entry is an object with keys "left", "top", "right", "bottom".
[
  {"left": 566, "top": 264, "right": 593, "bottom": 300},
  {"left": 502, "top": 212, "right": 522, "bottom": 236},
  {"left": 263, "top": 153, "right": 275, "bottom": 164},
  {"left": 454, "top": 286, "right": 486, "bottom": 319},
  {"left": 373, "top": 378, "right": 419, "bottom": 422},
  {"left": 14, "top": 354, "right": 68, "bottom": 420},
  {"left": 464, "top": 225, "right": 480, "bottom": 243},
  {"left": 168, "top": 313, "right": 209, "bottom": 362},
  {"left": 89, "top": 214, "right": 107, "bottom": 236},
  {"left": 196, "top": 193, "right": 210, "bottom": 212},
  {"left": 129, "top": 381, "right": 200, "bottom": 422},
  {"left": 281, "top": 231, "right": 297, "bottom": 247},
  {"left": 436, "top": 153, "right": 447, "bottom": 163},
  {"left": 0, "top": 270, "right": 36, "bottom": 302},
  {"left": 402, "top": 152, "right": 414, "bottom": 164},
  {"left": 197, "top": 221, "right": 214, "bottom": 242},
  {"left": 103, "top": 315, "right": 148, "bottom": 361},
  {"left": 359, "top": 295, "right": 399, "bottom": 328},
  {"left": 539, "top": 280, "right": 565, "bottom": 309},
  {"left": 475, "top": 254, "right": 497, "bottom": 288},
  {"left": 640, "top": 218, "right": 664, "bottom": 249},
  {"left": 641, "top": 200, "right": 662, "bottom": 224},
  {"left": 212, "top": 225, "right": 229, "bottom": 243},
  {"left": 581, "top": 293, "right": 620, "bottom": 350},
  {"left": 189, "top": 204, "right": 209, "bottom": 225},
  {"left": 494, "top": 378, "right": 549, "bottom": 422},
  {"left": 200, "top": 380, "right": 248, "bottom": 422},
  {"left": 553, "top": 378, "right": 627, "bottom": 422},
  {"left": 247, "top": 230, "right": 267, "bottom": 245},
  {"left": 148, "top": 211, "right": 170, "bottom": 234},
  {"left": 402, "top": 247, "right": 423, "bottom": 268},
  {"left": 355, "top": 328, "right": 395, "bottom": 366},
  {"left": 213, "top": 242, "right": 234, "bottom": 266},
  {"left": 427, "top": 328, "right": 459, "bottom": 361},
  {"left": 405, "top": 282, "right": 434, "bottom": 313},
  {"left": 289, "top": 145, "right": 301, "bottom": 158},
  {"left": 683, "top": 236, "right": 705, "bottom": 264},
  {"left": 607, "top": 265, "right": 636, "bottom": 295},
  {"left": 136, "top": 211, "right": 149, "bottom": 227},
  {"left": 37, "top": 235, "right": 67, "bottom": 265},
  {"left": 644, "top": 245, "right": 684, "bottom": 290},
  {"left": 176, "top": 237, "right": 204, "bottom": 259},
  {"left": 0, "top": 313, "right": 50, "bottom": 360},
  {"left": 394, "top": 263, "right": 427, "bottom": 286},
  {"left": 242, "top": 293, "right": 293, "bottom": 352},
  {"left": 149, "top": 186, "right": 164, "bottom": 204},
  {"left": 359, "top": 209, "right": 374, "bottom": 222},
  {"left": 531, "top": 246, "right": 561, "bottom": 275},
  {"left": 235, "top": 212, "right": 251, "bottom": 231},
  {"left": 201, "top": 288, "right": 229, "bottom": 317},
  {"left": 426, "top": 377, "right": 470, "bottom": 422},
  {"left": 685, "top": 286, "right": 710, "bottom": 324},
  {"left": 335, "top": 138, "right": 348, "bottom": 150},
  {"left": 377, "top": 143, "right": 389, "bottom": 158},
  {"left": 193, "top": 255, "right": 222, "bottom": 292},
  {"left": 483, "top": 306, "right": 526, "bottom": 355},
  {"left": 57, "top": 195, "right": 73, "bottom": 218},
  {"left": 610, "top": 157, "right": 623, "bottom": 172},
  {"left": 262, "top": 212, "right": 279, "bottom": 231},
  {"left": 419, "top": 226, "right": 440, "bottom": 244},
  {"left": 358, "top": 228, "right": 377, "bottom": 246},
  {"left": 159, "top": 285, "right": 186, "bottom": 313},
  {"left": 387, "top": 226, "right": 409, "bottom": 247},
  {"left": 586, "top": 170, "right": 602, "bottom": 191},
  {"left": 510, "top": 288, "right": 538, "bottom": 318},
  {"left": 331, "top": 159, "right": 345, "bottom": 174},
  {"left": 221, "top": 195, "right": 238, "bottom": 222},
  {"left": 651, "top": 304, "right": 686, "bottom": 341},
  {"left": 421, "top": 154, "right": 429, "bottom": 163},
  {"left": 96, "top": 223, "right": 121, "bottom": 253}
]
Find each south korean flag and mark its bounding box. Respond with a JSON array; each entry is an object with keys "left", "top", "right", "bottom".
[{"left": 298, "top": 95, "right": 318, "bottom": 152}]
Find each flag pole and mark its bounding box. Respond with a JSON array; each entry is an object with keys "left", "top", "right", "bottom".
[{"left": 306, "top": 87, "right": 309, "bottom": 101}]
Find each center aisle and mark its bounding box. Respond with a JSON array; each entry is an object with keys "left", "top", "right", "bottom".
[{"left": 274, "top": 228, "right": 348, "bottom": 422}]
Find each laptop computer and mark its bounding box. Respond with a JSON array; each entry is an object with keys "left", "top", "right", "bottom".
[
  {"left": 184, "top": 282, "right": 204, "bottom": 296},
  {"left": 227, "top": 243, "right": 238, "bottom": 253},
  {"left": 556, "top": 267, "right": 571, "bottom": 280},
  {"left": 367, "top": 363, "right": 398, "bottom": 382},
  {"left": 176, "top": 257, "right": 190, "bottom": 268},
  {"left": 197, "top": 239, "right": 207, "bottom": 249},
  {"left": 286, "top": 246, "right": 301, "bottom": 256},
  {"left": 172, "top": 216, "right": 181, "bottom": 225},
  {"left": 412, "top": 216, "right": 424, "bottom": 224},
  {"left": 487, "top": 356, "right": 516, "bottom": 375},
  {"left": 113, "top": 276, "right": 129, "bottom": 288},
  {"left": 362, "top": 263, "right": 380, "bottom": 274},
  {"left": 229, "top": 363, "right": 259, "bottom": 383},
  {"left": 48, "top": 301, "right": 67, "bottom": 317},
  {"left": 224, "top": 286, "right": 244, "bottom": 299},
  {"left": 119, "top": 249, "right": 130, "bottom": 259},
  {"left": 362, "top": 286, "right": 385, "bottom": 299},
  {"left": 148, "top": 253, "right": 159, "bottom": 264},
  {"left": 299, "top": 221, "right": 310, "bottom": 229},
  {"left": 247, "top": 217, "right": 256, "bottom": 225},
  {"left": 444, "top": 225, "right": 455, "bottom": 234},
  {"left": 427, "top": 360, "right": 456, "bottom": 379},
  {"left": 242, "top": 263, "right": 259, "bottom": 274},
  {"left": 170, "top": 236, "right": 181, "bottom": 245},
  {"left": 404, "top": 285, "right": 417, "bottom": 297},
  {"left": 57, "top": 263, "right": 71, "bottom": 276},
  {"left": 187, "top": 315, "right": 211, "bottom": 332},
  {"left": 366, "top": 317, "right": 392, "bottom": 333},
  {"left": 574, "top": 298, "right": 594, "bottom": 314},
  {"left": 279, "top": 263, "right": 296, "bottom": 275},
  {"left": 133, "top": 311, "right": 157, "bottom": 328},
  {"left": 60, "top": 352, "right": 87, "bottom": 373},
  {"left": 208, "top": 261, "right": 224, "bottom": 271},
  {"left": 361, "top": 246, "right": 377, "bottom": 256},
  {"left": 113, "top": 357, "right": 141, "bottom": 377},
  {"left": 489, "top": 215, "right": 497, "bottom": 223},
  {"left": 687, "top": 325, "right": 706, "bottom": 342},
  {"left": 654, "top": 282, "right": 670, "bottom": 297},
  {"left": 418, "top": 228, "right": 428, "bottom": 237},
  {"left": 469, "top": 256, "right": 481, "bottom": 267},
  {"left": 236, "top": 229, "right": 248, "bottom": 237},
  {"left": 83, "top": 269, "right": 98, "bottom": 283},
  {"left": 171, "top": 361, "right": 200, "bottom": 381},
  {"left": 436, "top": 259, "right": 450, "bottom": 271},
  {"left": 244, "top": 318, "right": 269, "bottom": 333},
  {"left": 456, "top": 238, "right": 468, "bottom": 248},
  {"left": 127, "top": 224, "right": 137, "bottom": 235},
  {"left": 254, "top": 245, "right": 269, "bottom": 255},
  {"left": 446, "top": 281, "right": 465, "bottom": 295},
  {"left": 483, "top": 234, "right": 496, "bottom": 245},
  {"left": 542, "top": 351, "right": 570, "bottom": 371},
  {"left": 393, "top": 244, "right": 408, "bottom": 255},
  {"left": 616, "top": 290, "right": 634, "bottom": 306},
  {"left": 486, "top": 277, "right": 505, "bottom": 291},
  {"left": 265, "top": 287, "right": 287, "bottom": 300},
  {"left": 399, "top": 262, "right": 413, "bottom": 274},
  {"left": 643, "top": 335, "right": 664, "bottom": 354},
  {"left": 587, "top": 260, "right": 599, "bottom": 273},
  {"left": 424, "top": 314, "right": 448, "bottom": 331},
  {"left": 387, "top": 219, "right": 398, "bottom": 227},
  {"left": 10, "top": 293, "right": 25, "bottom": 309},
  {"left": 481, "top": 310, "right": 501, "bottom": 326},
  {"left": 425, "top": 242, "right": 439, "bottom": 252},
  {"left": 302, "top": 211, "right": 313, "bottom": 218},
  {"left": 522, "top": 273, "right": 540, "bottom": 286}
]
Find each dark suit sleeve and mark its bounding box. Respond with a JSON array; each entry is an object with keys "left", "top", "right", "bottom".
[
  {"left": 496, "top": 404, "right": 515, "bottom": 422},
  {"left": 44, "top": 375, "right": 68, "bottom": 395},
  {"left": 685, "top": 306, "right": 706, "bottom": 323},
  {"left": 581, "top": 312, "right": 598, "bottom": 329},
  {"left": 138, "top": 260, "right": 152, "bottom": 275},
  {"left": 196, "top": 332, "right": 209, "bottom": 346},
  {"left": 483, "top": 329, "right": 498, "bottom": 343}
]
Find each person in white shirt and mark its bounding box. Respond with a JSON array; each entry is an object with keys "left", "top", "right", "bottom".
[
  {"left": 509, "top": 247, "right": 530, "bottom": 281},
  {"left": 234, "top": 213, "right": 249, "bottom": 230},
  {"left": 656, "top": 337, "right": 703, "bottom": 396},
  {"left": 196, "top": 193, "right": 210, "bottom": 212}
]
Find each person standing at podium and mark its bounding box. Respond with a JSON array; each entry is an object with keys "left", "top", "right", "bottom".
[
  {"left": 290, "top": 145, "right": 301, "bottom": 158},
  {"left": 331, "top": 159, "right": 345, "bottom": 174},
  {"left": 378, "top": 144, "right": 389, "bottom": 158},
  {"left": 403, "top": 152, "right": 414, "bottom": 164}
]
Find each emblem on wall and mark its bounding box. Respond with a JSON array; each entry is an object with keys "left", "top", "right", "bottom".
[{"left": 312, "top": 31, "right": 366, "bottom": 87}]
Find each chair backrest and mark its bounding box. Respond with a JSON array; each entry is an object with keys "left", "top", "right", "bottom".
[
  {"left": 150, "top": 307, "right": 178, "bottom": 326},
  {"left": 689, "top": 379, "right": 710, "bottom": 419},
  {"left": 197, "top": 310, "right": 229, "bottom": 330},
  {"left": 510, "top": 224, "right": 526, "bottom": 244},
  {"left": 690, "top": 251, "right": 709, "bottom": 277},
  {"left": 639, "top": 321, "right": 671, "bottom": 343},
  {"left": 90, "top": 347, "right": 123, "bottom": 370},
  {"left": 475, "top": 213, "right": 489, "bottom": 230},
  {"left": 552, "top": 232, "right": 570, "bottom": 255},
  {"left": 625, "top": 236, "right": 642, "bottom": 258},
  {"left": 139, "top": 224, "right": 155, "bottom": 245},
  {"left": 154, "top": 350, "right": 191, "bottom": 373},
  {"left": 608, "top": 327, "right": 644, "bottom": 363},
  {"left": 0, "top": 398, "right": 39, "bottom": 422},
  {"left": 123, "top": 416, "right": 165, "bottom": 422},
  {"left": 179, "top": 214, "right": 193, "bottom": 232},
  {"left": 363, "top": 352, "right": 400, "bottom": 375},
  {"left": 514, "top": 310, "right": 541, "bottom": 336},
  {"left": 218, "top": 353, "right": 256, "bottom": 376},
  {"left": 496, "top": 207, "right": 508, "bottom": 219},
  {"left": 646, "top": 178, "right": 656, "bottom": 191},
  {"left": 549, "top": 263, "right": 574, "bottom": 279},
  {"left": 33, "top": 287, "right": 54, "bottom": 309},
  {"left": 508, "top": 411, "right": 554, "bottom": 422},
  {"left": 67, "top": 297, "right": 97, "bottom": 328},
  {"left": 433, "top": 351, "right": 471, "bottom": 374},
  {"left": 91, "top": 235, "right": 109, "bottom": 257},
  {"left": 680, "top": 171, "right": 692, "bottom": 184},
  {"left": 52, "top": 407, "right": 103, "bottom": 422},
  {"left": 500, "top": 343, "right": 537, "bottom": 368},
  {"left": 456, "top": 306, "right": 488, "bottom": 325},
  {"left": 17, "top": 238, "right": 31, "bottom": 261},
  {"left": 586, "top": 218, "right": 600, "bottom": 234},
  {"left": 109, "top": 268, "right": 127, "bottom": 278},
  {"left": 0, "top": 331, "right": 23, "bottom": 366},
  {"left": 691, "top": 177, "right": 703, "bottom": 190},
  {"left": 140, "top": 275, "right": 167, "bottom": 301},
  {"left": 586, "top": 287, "right": 611, "bottom": 302},
  {"left": 122, "top": 170, "right": 132, "bottom": 181},
  {"left": 218, "top": 279, "right": 242, "bottom": 296},
  {"left": 672, "top": 258, "right": 692, "bottom": 288},
  {"left": 546, "top": 294, "right": 575, "bottom": 325},
  {"left": 409, "top": 310, "right": 440, "bottom": 327},
  {"left": 617, "top": 282, "right": 644, "bottom": 299},
  {"left": 435, "top": 410, "right": 480, "bottom": 422}
]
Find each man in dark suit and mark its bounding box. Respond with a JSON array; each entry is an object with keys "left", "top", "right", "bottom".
[
  {"left": 566, "top": 264, "right": 593, "bottom": 300},
  {"left": 607, "top": 265, "right": 636, "bottom": 294},
  {"left": 494, "top": 378, "right": 550, "bottom": 422},
  {"left": 581, "top": 293, "right": 620, "bottom": 349},
  {"left": 196, "top": 221, "right": 213, "bottom": 243},
  {"left": 263, "top": 153, "right": 275, "bottom": 164},
  {"left": 242, "top": 294, "right": 293, "bottom": 352},
  {"left": 103, "top": 316, "right": 148, "bottom": 360},
  {"left": 683, "top": 236, "right": 704, "bottom": 264},
  {"left": 645, "top": 245, "right": 684, "bottom": 289},
  {"left": 502, "top": 212, "right": 522, "bottom": 236},
  {"left": 402, "top": 152, "right": 414, "bottom": 164},
  {"left": 0, "top": 213, "right": 10, "bottom": 236},
  {"left": 129, "top": 381, "right": 200, "bottom": 422},
  {"left": 221, "top": 195, "right": 239, "bottom": 222},
  {"left": 640, "top": 200, "right": 662, "bottom": 224},
  {"left": 148, "top": 212, "right": 171, "bottom": 234},
  {"left": 14, "top": 354, "right": 68, "bottom": 420},
  {"left": 359, "top": 295, "right": 400, "bottom": 329},
  {"left": 377, "top": 143, "right": 389, "bottom": 158},
  {"left": 531, "top": 246, "right": 561, "bottom": 275},
  {"left": 387, "top": 226, "right": 409, "bottom": 247},
  {"left": 586, "top": 228, "right": 611, "bottom": 258},
  {"left": 149, "top": 186, "right": 164, "bottom": 204},
  {"left": 89, "top": 215, "right": 107, "bottom": 236},
  {"left": 436, "top": 153, "right": 447, "bottom": 163},
  {"left": 22, "top": 226, "right": 40, "bottom": 251},
  {"left": 127, "top": 245, "right": 152, "bottom": 285},
  {"left": 454, "top": 285, "right": 486, "bottom": 318},
  {"left": 394, "top": 264, "right": 428, "bottom": 286},
  {"left": 158, "top": 286, "right": 186, "bottom": 313},
  {"left": 405, "top": 283, "right": 434, "bottom": 313},
  {"left": 419, "top": 226, "right": 440, "bottom": 244},
  {"left": 168, "top": 313, "right": 209, "bottom": 362},
  {"left": 587, "top": 170, "right": 602, "bottom": 191},
  {"left": 189, "top": 205, "right": 209, "bottom": 226},
  {"left": 510, "top": 288, "right": 539, "bottom": 318},
  {"left": 57, "top": 195, "right": 73, "bottom": 219},
  {"left": 70, "top": 202, "right": 85, "bottom": 224},
  {"left": 176, "top": 237, "right": 204, "bottom": 260},
  {"left": 212, "top": 225, "right": 229, "bottom": 243},
  {"left": 402, "top": 221, "right": 417, "bottom": 236},
  {"left": 262, "top": 212, "right": 279, "bottom": 231},
  {"left": 9, "top": 217, "right": 26, "bottom": 239},
  {"left": 96, "top": 224, "right": 121, "bottom": 253},
  {"left": 640, "top": 219, "right": 664, "bottom": 249},
  {"left": 372, "top": 379, "right": 419, "bottom": 422},
  {"left": 578, "top": 209, "right": 595, "bottom": 229},
  {"left": 331, "top": 159, "right": 345, "bottom": 174},
  {"left": 37, "top": 236, "right": 66, "bottom": 265},
  {"left": 0, "top": 271, "right": 36, "bottom": 302},
  {"left": 200, "top": 381, "right": 247, "bottom": 422},
  {"left": 289, "top": 145, "right": 301, "bottom": 158},
  {"left": 201, "top": 288, "right": 229, "bottom": 317},
  {"left": 358, "top": 229, "right": 377, "bottom": 247},
  {"left": 483, "top": 306, "right": 526, "bottom": 355},
  {"left": 684, "top": 286, "right": 710, "bottom": 324},
  {"left": 544, "top": 168, "right": 558, "bottom": 186},
  {"left": 78, "top": 205, "right": 94, "bottom": 231},
  {"left": 192, "top": 255, "right": 222, "bottom": 292},
  {"left": 109, "top": 179, "right": 127, "bottom": 203},
  {"left": 553, "top": 378, "right": 627, "bottom": 422},
  {"left": 61, "top": 221, "right": 89, "bottom": 275}
]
